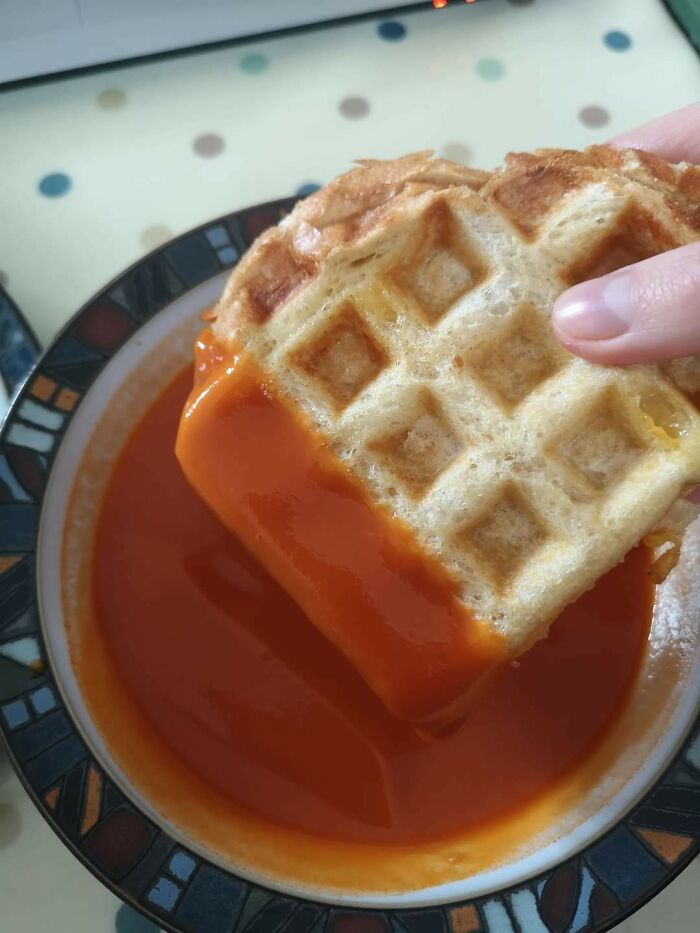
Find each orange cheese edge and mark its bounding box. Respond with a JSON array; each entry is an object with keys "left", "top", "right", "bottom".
[{"left": 176, "top": 331, "right": 506, "bottom": 727}]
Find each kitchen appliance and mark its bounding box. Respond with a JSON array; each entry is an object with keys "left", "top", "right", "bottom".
[{"left": 0, "top": 0, "right": 430, "bottom": 85}]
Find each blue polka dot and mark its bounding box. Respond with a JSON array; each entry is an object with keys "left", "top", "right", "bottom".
[
  {"left": 378, "top": 21, "right": 406, "bottom": 41},
  {"left": 115, "top": 903, "right": 159, "bottom": 933},
  {"left": 604, "top": 30, "right": 632, "bottom": 51},
  {"left": 296, "top": 182, "right": 321, "bottom": 197},
  {"left": 38, "top": 173, "right": 71, "bottom": 197},
  {"left": 240, "top": 52, "right": 268, "bottom": 74}
]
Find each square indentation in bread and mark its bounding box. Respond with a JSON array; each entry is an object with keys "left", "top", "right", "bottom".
[
  {"left": 454, "top": 482, "right": 549, "bottom": 591},
  {"left": 563, "top": 205, "right": 680, "bottom": 285},
  {"left": 467, "top": 303, "right": 564, "bottom": 410},
  {"left": 390, "top": 201, "right": 488, "bottom": 323},
  {"left": 554, "top": 388, "right": 647, "bottom": 491},
  {"left": 369, "top": 388, "right": 465, "bottom": 496},
  {"left": 291, "top": 301, "right": 389, "bottom": 410}
]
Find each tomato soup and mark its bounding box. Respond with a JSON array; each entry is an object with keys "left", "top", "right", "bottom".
[
  {"left": 82, "top": 367, "right": 653, "bottom": 859},
  {"left": 176, "top": 335, "right": 507, "bottom": 729}
]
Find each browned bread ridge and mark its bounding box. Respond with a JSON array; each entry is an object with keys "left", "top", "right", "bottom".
[{"left": 207, "top": 145, "right": 700, "bottom": 695}]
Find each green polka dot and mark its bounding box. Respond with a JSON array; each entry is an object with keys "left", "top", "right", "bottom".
[
  {"left": 476, "top": 58, "right": 505, "bottom": 81},
  {"left": 240, "top": 53, "right": 269, "bottom": 75}
]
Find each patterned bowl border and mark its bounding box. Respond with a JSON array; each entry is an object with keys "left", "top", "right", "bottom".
[
  {"left": 0, "top": 284, "right": 40, "bottom": 411},
  {"left": 0, "top": 199, "right": 699, "bottom": 933}
]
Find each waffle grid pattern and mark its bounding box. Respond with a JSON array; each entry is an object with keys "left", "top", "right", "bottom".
[{"left": 214, "top": 148, "right": 700, "bottom": 647}]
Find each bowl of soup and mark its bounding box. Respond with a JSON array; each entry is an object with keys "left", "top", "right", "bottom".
[{"left": 1, "top": 203, "right": 699, "bottom": 933}]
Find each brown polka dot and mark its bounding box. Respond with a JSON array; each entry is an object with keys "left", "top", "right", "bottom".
[
  {"left": 140, "top": 225, "right": 173, "bottom": 251},
  {"left": 193, "top": 133, "right": 226, "bottom": 157},
  {"left": 441, "top": 142, "right": 473, "bottom": 165},
  {"left": 579, "top": 105, "right": 610, "bottom": 128},
  {"left": 97, "top": 88, "right": 127, "bottom": 110},
  {"left": 339, "top": 96, "right": 370, "bottom": 119},
  {"left": 0, "top": 804, "right": 22, "bottom": 848}
]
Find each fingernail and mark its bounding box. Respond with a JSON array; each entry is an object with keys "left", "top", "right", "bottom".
[{"left": 554, "top": 274, "right": 635, "bottom": 341}]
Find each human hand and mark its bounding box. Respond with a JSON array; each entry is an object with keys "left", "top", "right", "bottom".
[{"left": 553, "top": 103, "right": 700, "bottom": 365}]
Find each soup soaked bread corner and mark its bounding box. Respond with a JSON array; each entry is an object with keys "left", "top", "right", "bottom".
[{"left": 177, "top": 145, "right": 700, "bottom": 729}]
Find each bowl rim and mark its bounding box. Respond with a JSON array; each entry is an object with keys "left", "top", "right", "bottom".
[
  {"left": 0, "top": 283, "right": 41, "bottom": 413},
  {"left": 0, "top": 198, "right": 699, "bottom": 933}
]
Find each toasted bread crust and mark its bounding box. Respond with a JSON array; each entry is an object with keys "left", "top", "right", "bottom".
[{"left": 207, "top": 145, "right": 700, "bottom": 661}]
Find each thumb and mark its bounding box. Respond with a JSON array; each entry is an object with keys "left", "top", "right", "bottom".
[{"left": 552, "top": 242, "right": 700, "bottom": 365}]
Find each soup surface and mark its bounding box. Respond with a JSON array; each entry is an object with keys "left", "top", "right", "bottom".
[{"left": 83, "top": 368, "right": 654, "bottom": 852}]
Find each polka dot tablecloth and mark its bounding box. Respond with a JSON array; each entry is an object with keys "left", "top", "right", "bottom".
[{"left": 0, "top": 0, "right": 699, "bottom": 930}]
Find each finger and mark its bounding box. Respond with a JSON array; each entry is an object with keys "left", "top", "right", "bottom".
[
  {"left": 609, "top": 102, "right": 700, "bottom": 164},
  {"left": 552, "top": 242, "right": 700, "bottom": 365}
]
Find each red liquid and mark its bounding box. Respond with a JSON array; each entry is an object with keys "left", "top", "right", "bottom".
[
  {"left": 176, "top": 335, "right": 505, "bottom": 727},
  {"left": 88, "top": 369, "right": 653, "bottom": 846}
]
